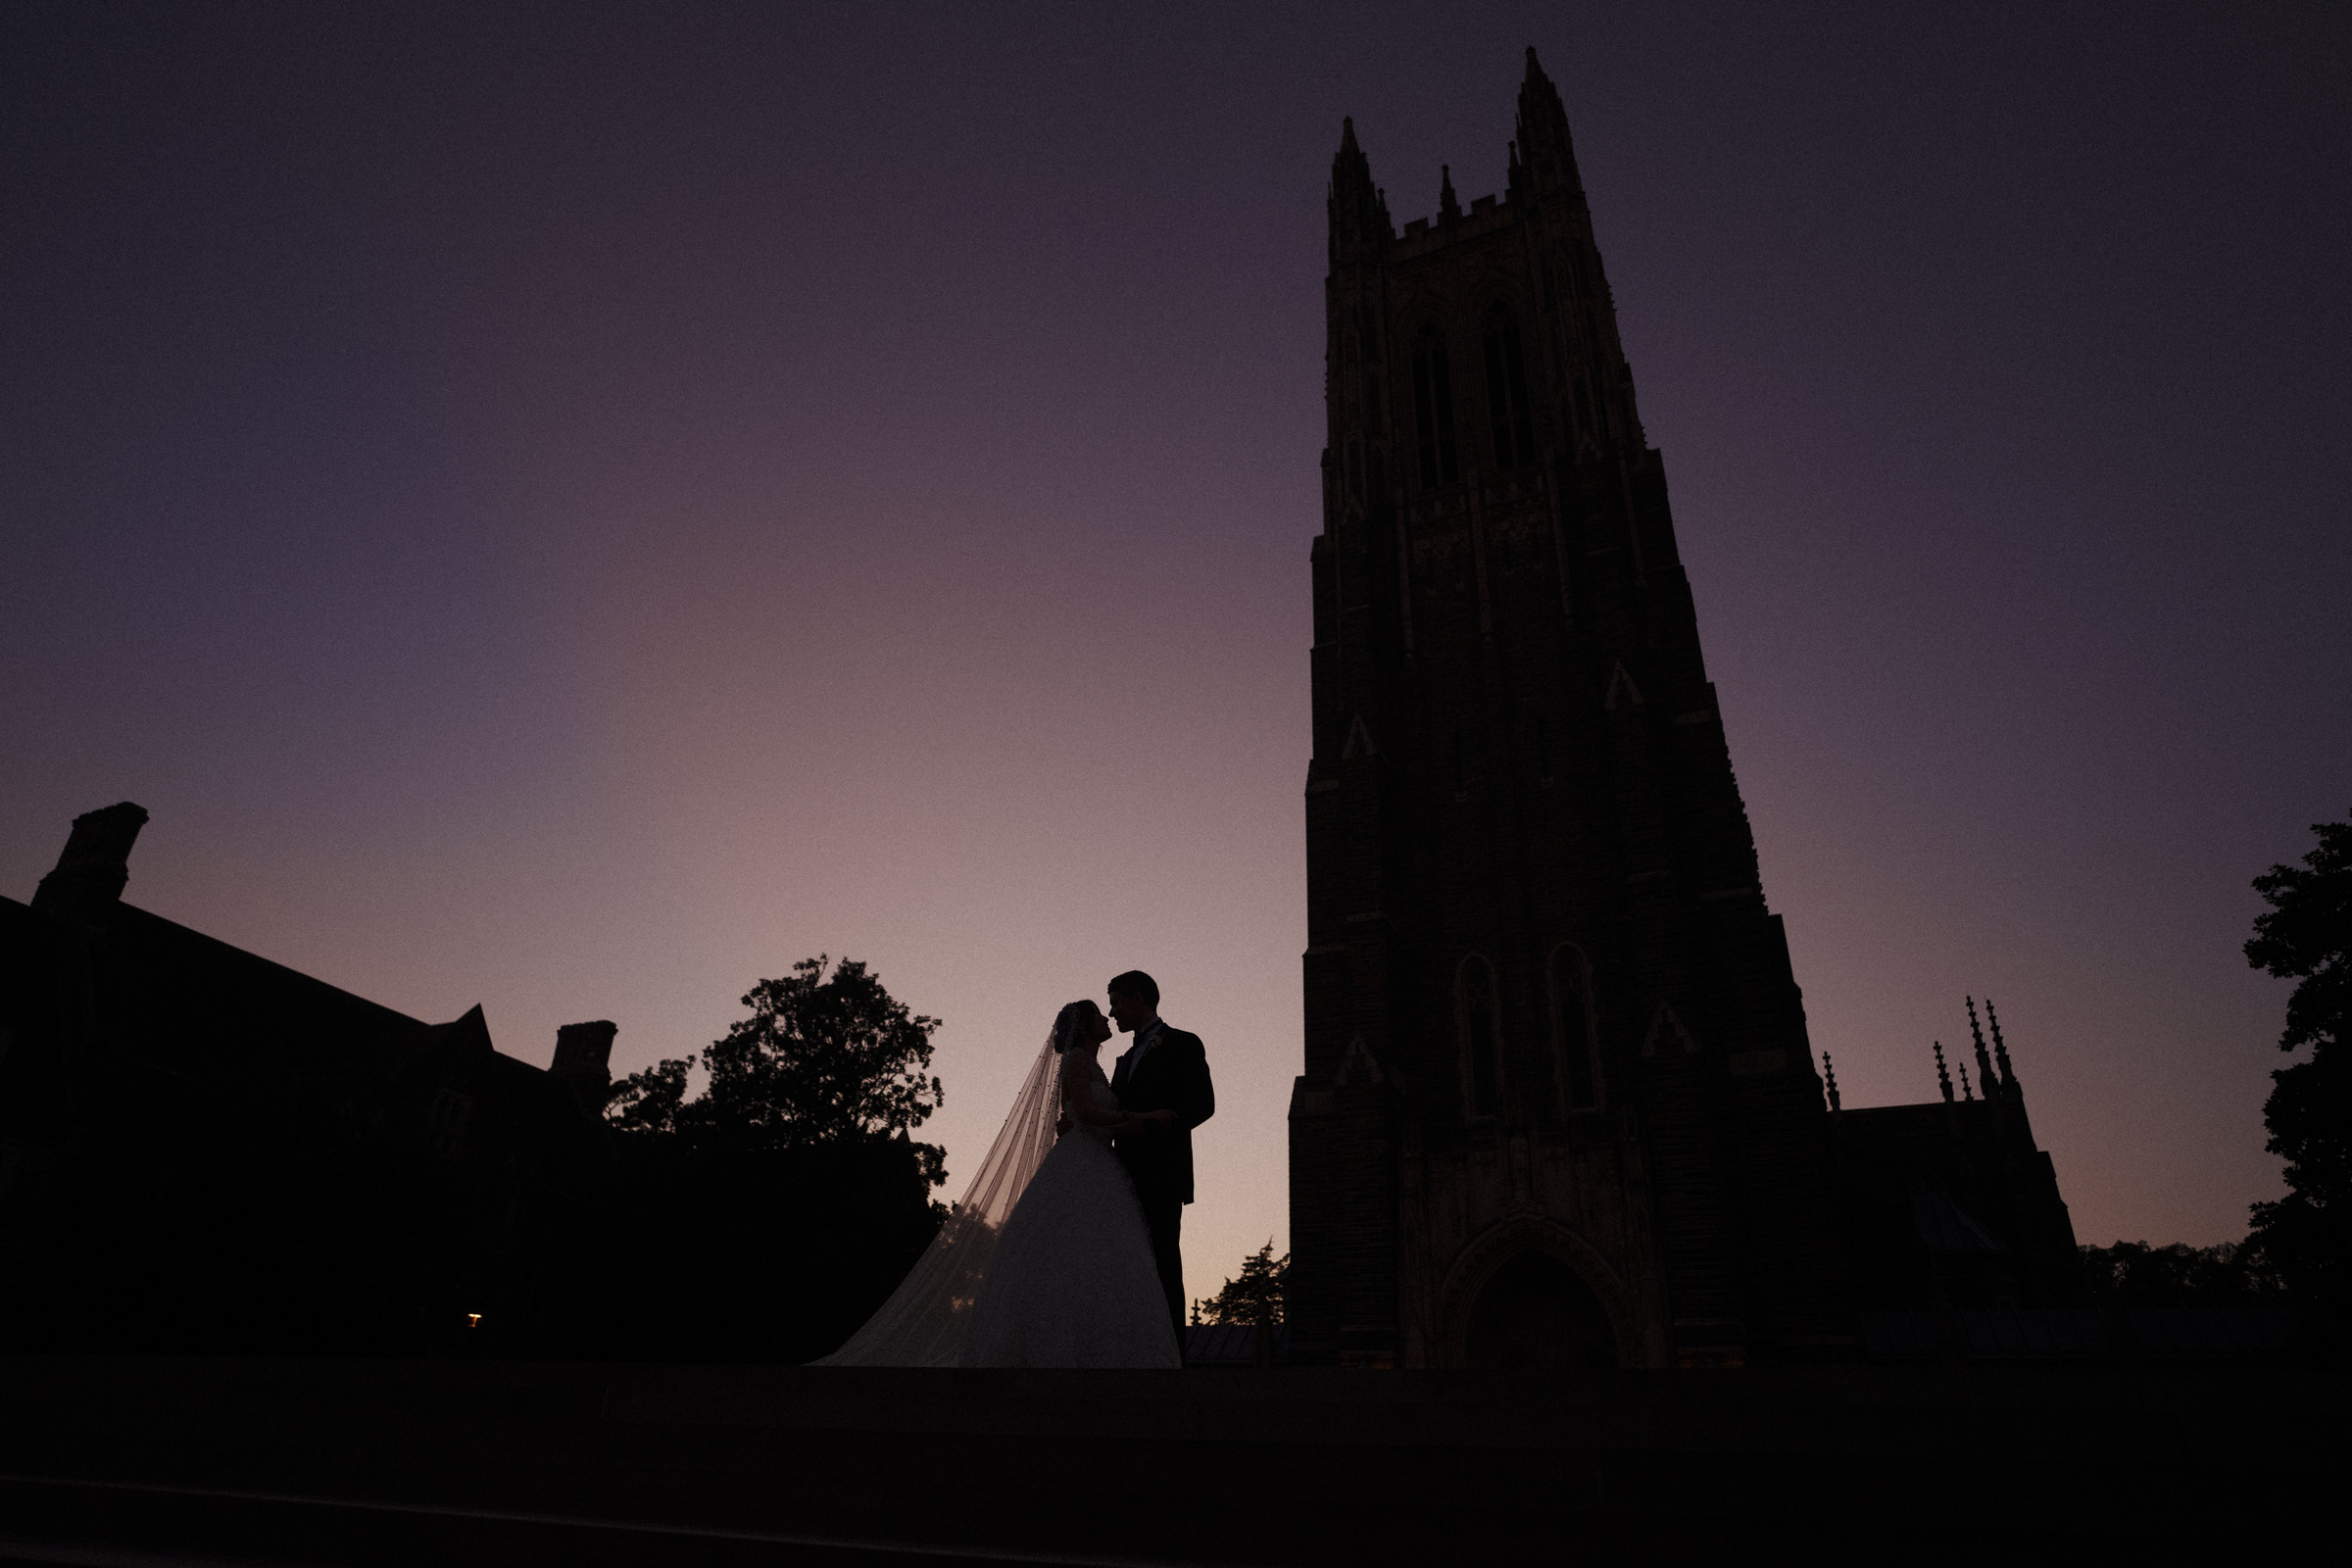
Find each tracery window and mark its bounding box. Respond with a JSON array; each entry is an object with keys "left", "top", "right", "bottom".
[
  {"left": 1456, "top": 954, "right": 1502, "bottom": 1119},
  {"left": 1412, "top": 329, "right": 1459, "bottom": 488},
  {"left": 1547, "top": 943, "right": 1602, "bottom": 1112},
  {"left": 1483, "top": 305, "right": 1536, "bottom": 469},
  {"left": 428, "top": 1089, "right": 475, "bottom": 1160}
]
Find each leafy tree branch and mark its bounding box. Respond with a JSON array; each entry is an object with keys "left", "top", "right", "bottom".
[{"left": 2244, "top": 810, "right": 2352, "bottom": 1306}]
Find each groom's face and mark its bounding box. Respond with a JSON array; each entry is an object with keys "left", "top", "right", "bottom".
[{"left": 1107, "top": 990, "right": 1149, "bottom": 1032}]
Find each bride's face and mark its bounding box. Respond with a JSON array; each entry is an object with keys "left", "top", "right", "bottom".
[{"left": 1085, "top": 1008, "right": 1112, "bottom": 1047}]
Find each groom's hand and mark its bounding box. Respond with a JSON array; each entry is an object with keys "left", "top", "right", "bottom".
[{"left": 1142, "top": 1108, "right": 1177, "bottom": 1127}]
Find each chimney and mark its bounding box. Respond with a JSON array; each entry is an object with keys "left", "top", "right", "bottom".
[
  {"left": 552, "top": 1020, "right": 617, "bottom": 1115},
  {"left": 32, "top": 803, "right": 150, "bottom": 922}
]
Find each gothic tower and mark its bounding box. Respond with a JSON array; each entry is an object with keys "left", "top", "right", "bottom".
[{"left": 1290, "top": 51, "right": 1850, "bottom": 1368}]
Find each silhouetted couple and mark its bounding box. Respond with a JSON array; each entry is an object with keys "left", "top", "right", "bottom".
[{"left": 819, "top": 971, "right": 1215, "bottom": 1368}]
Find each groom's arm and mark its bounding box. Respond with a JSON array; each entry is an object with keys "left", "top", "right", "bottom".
[{"left": 1165, "top": 1035, "right": 1213, "bottom": 1133}]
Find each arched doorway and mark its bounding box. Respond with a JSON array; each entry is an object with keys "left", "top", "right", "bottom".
[{"left": 1464, "top": 1250, "right": 1618, "bottom": 1368}]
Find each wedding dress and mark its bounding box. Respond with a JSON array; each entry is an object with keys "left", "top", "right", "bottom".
[{"left": 817, "top": 1030, "right": 1181, "bottom": 1369}]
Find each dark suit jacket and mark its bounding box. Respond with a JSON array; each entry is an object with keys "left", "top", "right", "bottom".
[{"left": 1110, "top": 1022, "right": 1214, "bottom": 1205}]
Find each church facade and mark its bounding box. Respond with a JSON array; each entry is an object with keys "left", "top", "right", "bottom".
[{"left": 1288, "top": 52, "right": 2081, "bottom": 1369}]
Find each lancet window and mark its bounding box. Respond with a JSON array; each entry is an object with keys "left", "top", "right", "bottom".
[
  {"left": 1456, "top": 954, "right": 1503, "bottom": 1119},
  {"left": 1547, "top": 943, "right": 1602, "bottom": 1112},
  {"left": 1412, "top": 329, "right": 1459, "bottom": 488},
  {"left": 1482, "top": 305, "right": 1536, "bottom": 469}
]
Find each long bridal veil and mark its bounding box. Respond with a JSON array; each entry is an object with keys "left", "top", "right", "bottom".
[{"left": 815, "top": 1032, "right": 1062, "bottom": 1366}]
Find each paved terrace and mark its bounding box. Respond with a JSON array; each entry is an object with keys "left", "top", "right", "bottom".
[{"left": 0, "top": 1355, "right": 2337, "bottom": 1564}]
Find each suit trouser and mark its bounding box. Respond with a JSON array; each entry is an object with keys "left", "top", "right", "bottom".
[{"left": 1139, "top": 1191, "right": 1186, "bottom": 1350}]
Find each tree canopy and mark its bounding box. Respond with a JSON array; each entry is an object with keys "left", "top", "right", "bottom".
[
  {"left": 2078, "top": 1240, "right": 2283, "bottom": 1307},
  {"left": 607, "top": 956, "right": 945, "bottom": 1155},
  {"left": 1192, "top": 1240, "right": 1288, "bottom": 1326},
  {"left": 2243, "top": 810, "right": 2352, "bottom": 1306},
  {"left": 594, "top": 956, "right": 948, "bottom": 1359}
]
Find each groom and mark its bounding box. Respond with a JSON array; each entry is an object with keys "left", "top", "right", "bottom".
[{"left": 1106, "top": 970, "right": 1215, "bottom": 1347}]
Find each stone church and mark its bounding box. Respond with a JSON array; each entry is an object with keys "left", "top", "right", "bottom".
[{"left": 1288, "top": 51, "right": 2084, "bottom": 1369}]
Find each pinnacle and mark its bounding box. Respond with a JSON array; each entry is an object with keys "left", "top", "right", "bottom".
[{"left": 1524, "top": 44, "right": 1555, "bottom": 89}]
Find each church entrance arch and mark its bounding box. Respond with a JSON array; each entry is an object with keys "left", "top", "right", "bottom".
[{"left": 1463, "top": 1250, "right": 1619, "bottom": 1369}]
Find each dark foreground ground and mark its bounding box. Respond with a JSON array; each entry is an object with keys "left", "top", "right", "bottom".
[{"left": 0, "top": 1354, "right": 2338, "bottom": 1565}]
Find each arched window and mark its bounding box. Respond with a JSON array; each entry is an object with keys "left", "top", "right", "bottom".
[
  {"left": 1456, "top": 954, "right": 1502, "bottom": 1119},
  {"left": 1482, "top": 305, "right": 1536, "bottom": 469},
  {"left": 1546, "top": 943, "right": 1601, "bottom": 1112},
  {"left": 1412, "top": 329, "right": 1459, "bottom": 489}
]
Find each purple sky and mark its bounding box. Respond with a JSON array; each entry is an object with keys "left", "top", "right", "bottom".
[{"left": 5, "top": 3, "right": 2347, "bottom": 1286}]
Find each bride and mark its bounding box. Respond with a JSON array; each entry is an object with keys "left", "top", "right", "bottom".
[{"left": 817, "top": 1000, "right": 1183, "bottom": 1368}]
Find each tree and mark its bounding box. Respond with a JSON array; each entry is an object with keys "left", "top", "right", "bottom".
[
  {"left": 1192, "top": 1240, "right": 1289, "bottom": 1327},
  {"left": 594, "top": 956, "right": 949, "bottom": 1360},
  {"left": 2244, "top": 810, "right": 2352, "bottom": 1306},
  {"left": 606, "top": 1055, "right": 690, "bottom": 1137},
  {"left": 608, "top": 955, "right": 945, "bottom": 1159},
  {"left": 2077, "top": 1240, "right": 2283, "bottom": 1307}
]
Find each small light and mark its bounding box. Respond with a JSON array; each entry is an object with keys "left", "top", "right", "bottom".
[{"left": 466, "top": 1312, "right": 482, "bottom": 1329}]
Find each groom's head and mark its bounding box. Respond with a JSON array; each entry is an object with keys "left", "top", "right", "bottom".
[{"left": 1106, "top": 971, "right": 1159, "bottom": 1033}]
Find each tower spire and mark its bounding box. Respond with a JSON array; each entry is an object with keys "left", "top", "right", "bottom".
[
  {"left": 1438, "top": 164, "right": 1462, "bottom": 225},
  {"left": 1934, "top": 1042, "right": 1953, "bottom": 1103},
  {"left": 1328, "top": 117, "right": 1393, "bottom": 267},
  {"left": 1821, "top": 1053, "right": 1841, "bottom": 1112},
  {"left": 1958, "top": 1062, "right": 1975, "bottom": 1101},
  {"left": 1966, "top": 998, "right": 1997, "bottom": 1102},
  {"left": 1985, "top": 998, "right": 2017, "bottom": 1092},
  {"left": 1513, "top": 45, "right": 1584, "bottom": 196}
]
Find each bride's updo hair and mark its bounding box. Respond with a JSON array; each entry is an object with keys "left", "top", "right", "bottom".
[{"left": 1052, "top": 1000, "right": 1102, "bottom": 1054}]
